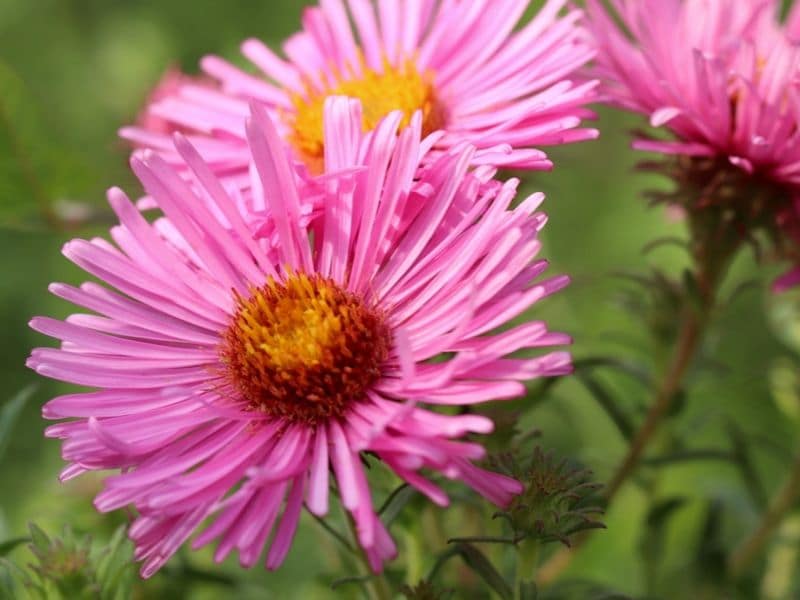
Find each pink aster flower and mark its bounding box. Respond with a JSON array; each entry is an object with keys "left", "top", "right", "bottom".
[
  {"left": 587, "top": 0, "right": 800, "bottom": 290},
  {"left": 121, "top": 0, "right": 598, "bottom": 188},
  {"left": 28, "top": 98, "right": 571, "bottom": 577},
  {"left": 135, "top": 67, "right": 213, "bottom": 136}
]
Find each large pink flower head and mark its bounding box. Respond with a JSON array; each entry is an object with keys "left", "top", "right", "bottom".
[
  {"left": 588, "top": 0, "right": 800, "bottom": 289},
  {"left": 28, "top": 98, "right": 571, "bottom": 577},
  {"left": 122, "top": 0, "right": 598, "bottom": 188}
]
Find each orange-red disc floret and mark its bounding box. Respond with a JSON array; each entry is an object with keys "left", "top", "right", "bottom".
[{"left": 220, "top": 272, "right": 392, "bottom": 425}]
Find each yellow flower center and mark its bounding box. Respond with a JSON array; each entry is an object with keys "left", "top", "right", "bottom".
[
  {"left": 221, "top": 272, "right": 391, "bottom": 424},
  {"left": 286, "top": 58, "right": 446, "bottom": 172}
]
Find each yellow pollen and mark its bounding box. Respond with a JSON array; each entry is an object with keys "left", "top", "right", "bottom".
[
  {"left": 220, "top": 272, "right": 391, "bottom": 425},
  {"left": 286, "top": 57, "right": 446, "bottom": 172}
]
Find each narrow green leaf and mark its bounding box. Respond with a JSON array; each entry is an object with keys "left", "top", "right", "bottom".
[
  {"left": 0, "top": 385, "right": 36, "bottom": 463},
  {"left": 694, "top": 499, "right": 726, "bottom": 584},
  {"left": 575, "top": 373, "right": 634, "bottom": 440},
  {"left": 330, "top": 574, "right": 373, "bottom": 590},
  {"left": 0, "top": 538, "right": 29, "bottom": 558},
  {"left": 727, "top": 423, "right": 767, "bottom": 509},
  {"left": 0, "top": 557, "right": 27, "bottom": 599},
  {"left": 453, "top": 543, "right": 512, "bottom": 600},
  {"left": 646, "top": 498, "right": 687, "bottom": 528},
  {"left": 723, "top": 279, "right": 759, "bottom": 308},
  {"left": 27, "top": 524, "right": 50, "bottom": 554},
  {"left": 572, "top": 356, "right": 652, "bottom": 387},
  {"left": 643, "top": 449, "right": 735, "bottom": 467},
  {"left": 427, "top": 546, "right": 461, "bottom": 582},
  {"left": 447, "top": 536, "right": 518, "bottom": 545},
  {"left": 641, "top": 236, "right": 689, "bottom": 256},
  {"left": 639, "top": 497, "right": 688, "bottom": 584},
  {"left": 379, "top": 484, "right": 417, "bottom": 526},
  {"left": 96, "top": 526, "right": 134, "bottom": 599},
  {"left": 562, "top": 521, "right": 607, "bottom": 538},
  {"left": 665, "top": 388, "right": 688, "bottom": 418},
  {"left": 611, "top": 270, "right": 657, "bottom": 289}
]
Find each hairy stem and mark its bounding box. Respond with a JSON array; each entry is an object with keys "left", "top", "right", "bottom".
[
  {"left": 728, "top": 452, "right": 800, "bottom": 576},
  {"left": 515, "top": 540, "right": 540, "bottom": 594},
  {"left": 603, "top": 310, "right": 702, "bottom": 501},
  {"left": 536, "top": 308, "right": 706, "bottom": 586},
  {"left": 537, "top": 210, "right": 735, "bottom": 586}
]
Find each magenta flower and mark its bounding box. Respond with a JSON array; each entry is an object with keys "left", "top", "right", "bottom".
[
  {"left": 121, "top": 0, "right": 597, "bottom": 186},
  {"left": 28, "top": 99, "right": 571, "bottom": 577},
  {"left": 587, "top": 0, "right": 800, "bottom": 289}
]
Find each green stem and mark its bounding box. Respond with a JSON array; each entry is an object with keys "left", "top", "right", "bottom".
[
  {"left": 536, "top": 309, "right": 706, "bottom": 587},
  {"left": 603, "top": 309, "right": 703, "bottom": 501},
  {"left": 536, "top": 203, "right": 738, "bottom": 587},
  {"left": 514, "top": 541, "right": 540, "bottom": 596}
]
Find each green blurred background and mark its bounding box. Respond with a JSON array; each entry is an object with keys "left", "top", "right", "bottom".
[{"left": 1, "top": 1, "right": 799, "bottom": 598}]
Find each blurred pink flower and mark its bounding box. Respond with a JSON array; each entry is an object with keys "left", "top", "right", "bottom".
[
  {"left": 122, "top": 0, "right": 598, "bottom": 186},
  {"left": 29, "top": 99, "right": 571, "bottom": 577},
  {"left": 588, "top": 0, "right": 800, "bottom": 290},
  {"left": 135, "top": 67, "right": 214, "bottom": 135}
]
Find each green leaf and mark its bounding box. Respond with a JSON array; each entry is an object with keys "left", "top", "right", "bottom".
[
  {"left": 452, "top": 543, "right": 512, "bottom": 600},
  {"left": 0, "top": 538, "right": 29, "bottom": 558},
  {"left": 575, "top": 373, "right": 634, "bottom": 441},
  {"left": 26, "top": 524, "right": 50, "bottom": 554},
  {"left": 0, "top": 557, "right": 30, "bottom": 600},
  {"left": 693, "top": 499, "right": 727, "bottom": 585},
  {"left": 722, "top": 279, "right": 759, "bottom": 309},
  {"left": 611, "top": 270, "right": 657, "bottom": 290},
  {"left": 572, "top": 356, "right": 652, "bottom": 387},
  {"left": 330, "top": 574, "right": 373, "bottom": 590},
  {"left": 0, "top": 385, "right": 36, "bottom": 463},
  {"left": 665, "top": 388, "right": 688, "bottom": 418},
  {"left": 641, "top": 236, "right": 689, "bottom": 256},
  {"left": 643, "top": 448, "right": 735, "bottom": 467},
  {"left": 639, "top": 497, "right": 688, "bottom": 587},
  {"left": 379, "top": 484, "right": 418, "bottom": 526},
  {"left": 726, "top": 423, "right": 767, "bottom": 509},
  {"left": 96, "top": 526, "right": 134, "bottom": 600},
  {"left": 646, "top": 498, "right": 687, "bottom": 528},
  {"left": 446, "top": 536, "right": 518, "bottom": 545}
]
